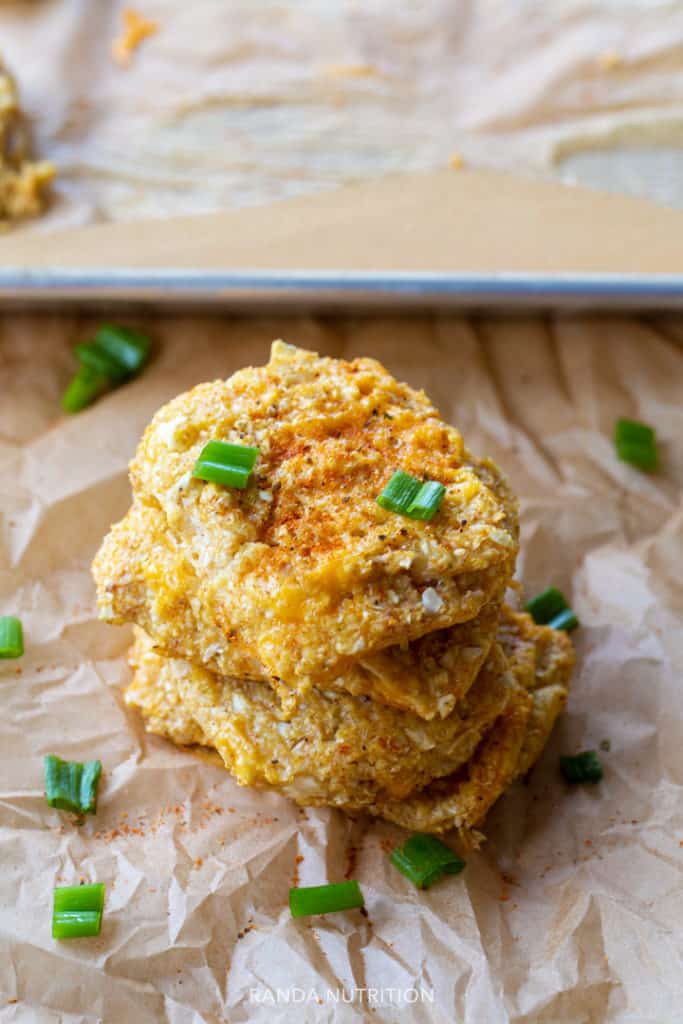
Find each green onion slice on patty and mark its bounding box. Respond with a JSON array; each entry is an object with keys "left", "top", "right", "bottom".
[
  {"left": 377, "top": 471, "right": 445, "bottom": 521},
  {"left": 193, "top": 440, "right": 259, "bottom": 490}
]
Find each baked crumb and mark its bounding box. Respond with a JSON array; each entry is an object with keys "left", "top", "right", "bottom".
[
  {"left": 0, "top": 61, "right": 54, "bottom": 225},
  {"left": 448, "top": 152, "right": 464, "bottom": 170},
  {"left": 321, "top": 63, "right": 377, "bottom": 79},
  {"left": 597, "top": 49, "right": 623, "bottom": 72},
  {"left": 112, "top": 8, "right": 158, "bottom": 66}
]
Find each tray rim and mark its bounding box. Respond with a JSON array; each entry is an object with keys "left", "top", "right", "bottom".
[{"left": 1, "top": 268, "right": 683, "bottom": 307}]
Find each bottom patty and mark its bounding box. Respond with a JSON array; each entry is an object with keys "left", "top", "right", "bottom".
[{"left": 126, "top": 607, "right": 574, "bottom": 835}]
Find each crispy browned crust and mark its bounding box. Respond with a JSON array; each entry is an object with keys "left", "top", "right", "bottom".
[
  {"left": 126, "top": 608, "right": 573, "bottom": 833},
  {"left": 126, "top": 630, "right": 513, "bottom": 810}
]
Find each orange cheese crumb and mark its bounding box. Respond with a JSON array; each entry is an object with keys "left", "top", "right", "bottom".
[
  {"left": 112, "top": 8, "right": 158, "bottom": 66},
  {"left": 448, "top": 152, "right": 464, "bottom": 170}
]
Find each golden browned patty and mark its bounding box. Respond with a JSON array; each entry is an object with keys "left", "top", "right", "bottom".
[
  {"left": 377, "top": 613, "right": 575, "bottom": 837},
  {"left": 498, "top": 605, "right": 575, "bottom": 692},
  {"left": 127, "top": 629, "right": 513, "bottom": 810},
  {"left": 127, "top": 636, "right": 209, "bottom": 748},
  {"left": 96, "top": 501, "right": 505, "bottom": 719},
  {"left": 0, "top": 63, "right": 54, "bottom": 222},
  {"left": 95, "top": 342, "right": 518, "bottom": 689},
  {"left": 126, "top": 609, "right": 573, "bottom": 832}
]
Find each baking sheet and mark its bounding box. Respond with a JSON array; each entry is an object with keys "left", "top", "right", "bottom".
[
  {"left": 1, "top": 310, "right": 682, "bottom": 1023},
  {"left": 2, "top": 169, "right": 682, "bottom": 309}
]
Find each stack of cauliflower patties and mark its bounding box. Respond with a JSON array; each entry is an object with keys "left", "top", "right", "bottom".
[{"left": 93, "top": 342, "right": 574, "bottom": 839}]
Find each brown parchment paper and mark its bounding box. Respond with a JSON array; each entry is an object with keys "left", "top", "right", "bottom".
[{"left": 1, "top": 311, "right": 683, "bottom": 1024}]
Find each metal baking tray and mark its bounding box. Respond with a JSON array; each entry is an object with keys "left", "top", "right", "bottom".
[
  {"left": 2, "top": 170, "right": 682, "bottom": 310},
  {"left": 1, "top": 269, "right": 682, "bottom": 311}
]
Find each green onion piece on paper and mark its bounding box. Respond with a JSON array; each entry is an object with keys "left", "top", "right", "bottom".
[
  {"left": 74, "top": 341, "right": 129, "bottom": 383},
  {"left": 614, "top": 418, "right": 658, "bottom": 472},
  {"left": 406, "top": 480, "right": 446, "bottom": 521},
  {"left": 0, "top": 616, "right": 23, "bottom": 658},
  {"left": 52, "top": 883, "right": 105, "bottom": 939},
  {"left": 547, "top": 608, "right": 579, "bottom": 632},
  {"left": 560, "top": 750, "right": 603, "bottom": 784},
  {"left": 390, "top": 833, "right": 465, "bottom": 889},
  {"left": 614, "top": 417, "right": 655, "bottom": 447},
  {"left": 64, "top": 325, "right": 152, "bottom": 413},
  {"left": 93, "top": 324, "right": 151, "bottom": 376},
  {"left": 44, "top": 755, "right": 102, "bottom": 815},
  {"left": 377, "top": 471, "right": 446, "bottom": 521},
  {"left": 289, "top": 880, "right": 364, "bottom": 919},
  {"left": 52, "top": 910, "right": 102, "bottom": 940},
  {"left": 526, "top": 587, "right": 569, "bottom": 625},
  {"left": 193, "top": 440, "right": 259, "bottom": 490},
  {"left": 53, "top": 883, "right": 105, "bottom": 914},
  {"left": 61, "top": 366, "right": 110, "bottom": 414}
]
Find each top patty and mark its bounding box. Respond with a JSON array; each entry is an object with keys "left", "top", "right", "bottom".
[
  {"left": 98, "top": 341, "right": 518, "bottom": 686},
  {"left": 94, "top": 499, "right": 504, "bottom": 719}
]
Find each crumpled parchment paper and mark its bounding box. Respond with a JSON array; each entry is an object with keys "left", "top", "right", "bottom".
[
  {"left": 4, "top": 0, "right": 683, "bottom": 230},
  {"left": 1, "top": 312, "right": 682, "bottom": 1023}
]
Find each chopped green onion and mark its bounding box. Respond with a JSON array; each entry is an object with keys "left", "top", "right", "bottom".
[
  {"left": 63, "top": 325, "right": 151, "bottom": 414},
  {"left": 289, "top": 880, "right": 364, "bottom": 918},
  {"left": 0, "top": 616, "right": 23, "bottom": 658},
  {"left": 526, "top": 587, "right": 569, "bottom": 625},
  {"left": 52, "top": 910, "right": 102, "bottom": 939},
  {"left": 377, "top": 471, "right": 446, "bottom": 521},
  {"left": 406, "top": 480, "right": 446, "bottom": 521},
  {"left": 560, "top": 750, "right": 603, "bottom": 784},
  {"left": 527, "top": 587, "right": 580, "bottom": 632},
  {"left": 547, "top": 608, "right": 579, "bottom": 632},
  {"left": 44, "top": 755, "right": 102, "bottom": 815},
  {"left": 74, "top": 342, "right": 128, "bottom": 383},
  {"left": 193, "top": 440, "right": 259, "bottom": 490},
  {"left": 377, "top": 470, "right": 422, "bottom": 514},
  {"left": 53, "top": 883, "right": 105, "bottom": 914},
  {"left": 92, "top": 324, "right": 151, "bottom": 376},
  {"left": 614, "top": 418, "right": 658, "bottom": 472},
  {"left": 52, "top": 884, "right": 105, "bottom": 939},
  {"left": 61, "top": 366, "right": 110, "bottom": 413},
  {"left": 390, "top": 833, "right": 465, "bottom": 889},
  {"left": 614, "top": 417, "right": 655, "bottom": 447},
  {"left": 615, "top": 441, "right": 658, "bottom": 472}
]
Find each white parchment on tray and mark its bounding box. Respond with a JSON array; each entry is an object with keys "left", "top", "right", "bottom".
[
  {"left": 1, "top": 312, "right": 682, "bottom": 1024},
  {"left": 6, "top": 0, "right": 683, "bottom": 229}
]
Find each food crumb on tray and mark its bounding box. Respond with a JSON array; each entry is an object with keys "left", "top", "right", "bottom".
[
  {"left": 112, "top": 8, "right": 159, "bottom": 67},
  {"left": 0, "top": 61, "right": 54, "bottom": 226}
]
